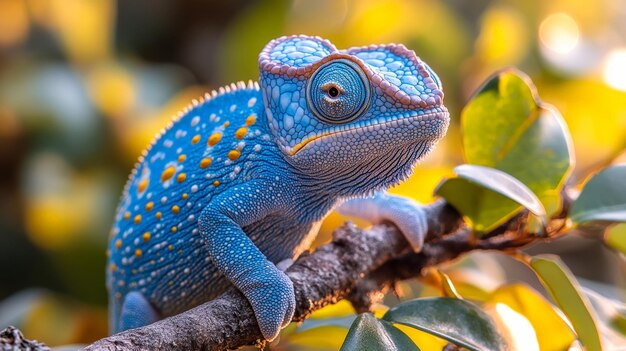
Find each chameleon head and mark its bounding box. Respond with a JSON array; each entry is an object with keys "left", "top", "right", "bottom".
[{"left": 259, "top": 35, "right": 449, "bottom": 177}]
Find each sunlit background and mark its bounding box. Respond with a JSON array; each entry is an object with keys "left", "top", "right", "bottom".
[{"left": 0, "top": 0, "right": 625, "bottom": 348}]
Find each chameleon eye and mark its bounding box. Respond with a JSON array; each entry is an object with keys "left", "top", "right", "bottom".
[{"left": 306, "top": 59, "right": 370, "bottom": 124}]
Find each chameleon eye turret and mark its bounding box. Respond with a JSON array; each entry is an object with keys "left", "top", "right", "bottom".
[
  {"left": 108, "top": 35, "right": 448, "bottom": 342},
  {"left": 306, "top": 59, "right": 370, "bottom": 124}
]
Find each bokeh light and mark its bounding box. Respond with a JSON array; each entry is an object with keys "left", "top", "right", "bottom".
[
  {"left": 603, "top": 49, "right": 626, "bottom": 92},
  {"left": 539, "top": 13, "right": 580, "bottom": 55}
]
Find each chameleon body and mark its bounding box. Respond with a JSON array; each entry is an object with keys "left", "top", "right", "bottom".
[{"left": 107, "top": 35, "right": 449, "bottom": 340}]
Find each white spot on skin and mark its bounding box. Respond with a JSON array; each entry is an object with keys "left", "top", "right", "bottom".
[
  {"left": 248, "top": 97, "right": 257, "bottom": 107},
  {"left": 191, "top": 185, "right": 198, "bottom": 193},
  {"left": 161, "top": 196, "right": 167, "bottom": 204},
  {"left": 253, "top": 144, "right": 261, "bottom": 152},
  {"left": 163, "top": 140, "right": 173, "bottom": 148},
  {"left": 175, "top": 129, "right": 186, "bottom": 139},
  {"left": 230, "top": 104, "right": 237, "bottom": 112},
  {"left": 191, "top": 116, "right": 200, "bottom": 126}
]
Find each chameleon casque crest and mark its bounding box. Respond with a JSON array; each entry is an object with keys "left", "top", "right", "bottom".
[{"left": 107, "top": 35, "right": 449, "bottom": 340}]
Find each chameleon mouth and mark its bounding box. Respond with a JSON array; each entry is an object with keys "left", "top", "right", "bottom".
[{"left": 289, "top": 107, "right": 449, "bottom": 155}]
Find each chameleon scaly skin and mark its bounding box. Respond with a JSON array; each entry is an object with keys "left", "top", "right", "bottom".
[{"left": 107, "top": 35, "right": 449, "bottom": 340}]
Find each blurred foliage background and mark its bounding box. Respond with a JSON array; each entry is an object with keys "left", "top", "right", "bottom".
[{"left": 0, "top": 0, "right": 625, "bottom": 348}]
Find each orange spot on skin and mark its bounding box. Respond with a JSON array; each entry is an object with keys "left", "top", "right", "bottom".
[
  {"left": 172, "top": 205, "right": 180, "bottom": 214},
  {"left": 178, "top": 249, "right": 183, "bottom": 254},
  {"left": 207, "top": 133, "right": 222, "bottom": 146},
  {"left": 235, "top": 127, "right": 247, "bottom": 139},
  {"left": 161, "top": 166, "right": 176, "bottom": 182},
  {"left": 228, "top": 150, "right": 241, "bottom": 160},
  {"left": 168, "top": 281, "right": 173, "bottom": 286},
  {"left": 145, "top": 202, "right": 154, "bottom": 211},
  {"left": 245, "top": 115, "right": 256, "bottom": 126},
  {"left": 135, "top": 249, "right": 142, "bottom": 258},
  {"left": 124, "top": 212, "right": 130, "bottom": 220},
  {"left": 223, "top": 121, "right": 230, "bottom": 127},
  {"left": 213, "top": 180, "right": 220, "bottom": 187},
  {"left": 177, "top": 173, "right": 187, "bottom": 183},
  {"left": 142, "top": 232, "right": 151, "bottom": 242},
  {"left": 138, "top": 178, "right": 148, "bottom": 193},
  {"left": 111, "top": 263, "right": 117, "bottom": 272},
  {"left": 171, "top": 226, "right": 177, "bottom": 233},
  {"left": 182, "top": 193, "right": 188, "bottom": 200},
  {"left": 156, "top": 211, "right": 162, "bottom": 219},
  {"left": 178, "top": 154, "right": 186, "bottom": 163},
  {"left": 200, "top": 158, "right": 212, "bottom": 168},
  {"left": 168, "top": 244, "right": 173, "bottom": 251},
  {"left": 115, "top": 239, "right": 122, "bottom": 249},
  {"left": 134, "top": 215, "right": 142, "bottom": 224},
  {"left": 191, "top": 135, "right": 201, "bottom": 144},
  {"left": 132, "top": 269, "right": 137, "bottom": 275}
]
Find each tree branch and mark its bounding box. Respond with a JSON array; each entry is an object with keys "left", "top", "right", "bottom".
[{"left": 84, "top": 200, "right": 545, "bottom": 350}]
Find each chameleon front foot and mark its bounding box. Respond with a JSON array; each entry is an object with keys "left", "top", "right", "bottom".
[
  {"left": 239, "top": 263, "right": 296, "bottom": 341},
  {"left": 337, "top": 192, "right": 428, "bottom": 252}
]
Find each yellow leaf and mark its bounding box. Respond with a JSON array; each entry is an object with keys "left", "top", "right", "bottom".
[
  {"left": 488, "top": 283, "right": 576, "bottom": 351},
  {"left": 309, "top": 300, "right": 356, "bottom": 320},
  {"left": 482, "top": 302, "right": 539, "bottom": 351},
  {"left": 393, "top": 323, "right": 448, "bottom": 350},
  {"left": 286, "top": 325, "right": 348, "bottom": 350}
]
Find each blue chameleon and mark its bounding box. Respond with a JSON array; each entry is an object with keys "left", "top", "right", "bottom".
[{"left": 107, "top": 35, "right": 449, "bottom": 341}]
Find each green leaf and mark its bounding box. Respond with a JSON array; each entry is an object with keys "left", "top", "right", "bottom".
[
  {"left": 340, "top": 313, "right": 420, "bottom": 351},
  {"left": 435, "top": 177, "right": 514, "bottom": 232},
  {"left": 452, "top": 164, "right": 545, "bottom": 217},
  {"left": 382, "top": 297, "right": 508, "bottom": 351},
  {"left": 530, "top": 255, "right": 604, "bottom": 351},
  {"left": 435, "top": 165, "right": 546, "bottom": 232},
  {"left": 570, "top": 164, "right": 626, "bottom": 225},
  {"left": 459, "top": 69, "right": 574, "bottom": 232}
]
